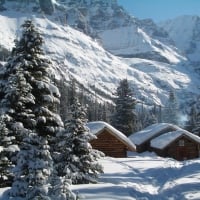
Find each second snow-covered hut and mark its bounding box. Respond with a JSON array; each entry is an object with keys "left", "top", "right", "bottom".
[
  {"left": 129, "top": 123, "right": 179, "bottom": 153},
  {"left": 150, "top": 129, "right": 200, "bottom": 161}
]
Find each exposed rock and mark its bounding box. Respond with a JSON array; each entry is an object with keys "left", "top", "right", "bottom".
[
  {"left": 39, "top": 0, "right": 54, "bottom": 15},
  {"left": 55, "top": 0, "right": 181, "bottom": 64}
]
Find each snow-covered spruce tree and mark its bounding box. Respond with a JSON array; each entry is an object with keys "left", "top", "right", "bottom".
[
  {"left": 1, "top": 64, "right": 53, "bottom": 199},
  {"left": 50, "top": 136, "right": 76, "bottom": 200},
  {"left": 0, "top": 67, "right": 35, "bottom": 188},
  {"left": 187, "top": 97, "right": 200, "bottom": 136},
  {"left": 63, "top": 98, "right": 104, "bottom": 184},
  {"left": 137, "top": 108, "right": 157, "bottom": 130},
  {"left": 11, "top": 128, "right": 53, "bottom": 200},
  {"left": 111, "top": 79, "right": 137, "bottom": 136},
  {"left": 162, "top": 90, "right": 179, "bottom": 125},
  {"left": 0, "top": 20, "right": 73, "bottom": 199},
  {"left": 0, "top": 115, "right": 15, "bottom": 187},
  {"left": 2, "top": 68, "right": 35, "bottom": 138}
]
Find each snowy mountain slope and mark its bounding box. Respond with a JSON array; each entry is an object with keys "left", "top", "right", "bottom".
[
  {"left": 0, "top": 11, "right": 198, "bottom": 108},
  {"left": 159, "top": 15, "right": 200, "bottom": 64},
  {"left": 98, "top": 25, "right": 185, "bottom": 64},
  {"left": 121, "top": 57, "right": 200, "bottom": 106},
  {"left": 0, "top": 1, "right": 200, "bottom": 110},
  {"left": 0, "top": 12, "right": 126, "bottom": 100},
  {"left": 52, "top": 0, "right": 186, "bottom": 64}
]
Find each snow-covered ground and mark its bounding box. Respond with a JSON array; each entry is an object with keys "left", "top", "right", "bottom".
[
  {"left": 0, "top": 153, "right": 200, "bottom": 199},
  {"left": 72, "top": 153, "right": 200, "bottom": 200}
]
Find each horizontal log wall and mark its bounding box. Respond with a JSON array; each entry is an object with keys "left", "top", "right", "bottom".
[
  {"left": 90, "top": 130, "right": 127, "bottom": 158},
  {"left": 168, "top": 136, "right": 199, "bottom": 161},
  {"left": 153, "top": 135, "right": 199, "bottom": 161}
]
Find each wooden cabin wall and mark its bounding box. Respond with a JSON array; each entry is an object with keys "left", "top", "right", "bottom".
[
  {"left": 168, "top": 136, "right": 199, "bottom": 161},
  {"left": 152, "top": 136, "right": 200, "bottom": 161},
  {"left": 90, "top": 130, "right": 127, "bottom": 158}
]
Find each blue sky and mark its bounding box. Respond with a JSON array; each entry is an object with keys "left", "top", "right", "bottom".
[{"left": 117, "top": 0, "right": 200, "bottom": 22}]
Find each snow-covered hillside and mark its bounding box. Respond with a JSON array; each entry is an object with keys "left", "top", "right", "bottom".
[
  {"left": 1, "top": 12, "right": 199, "bottom": 107},
  {"left": 159, "top": 15, "right": 200, "bottom": 64},
  {"left": 98, "top": 25, "right": 185, "bottom": 64},
  {"left": 0, "top": 1, "right": 200, "bottom": 110},
  {"left": 54, "top": 0, "right": 185, "bottom": 64}
]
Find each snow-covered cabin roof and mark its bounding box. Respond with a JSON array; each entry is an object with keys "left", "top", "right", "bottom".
[
  {"left": 87, "top": 121, "right": 136, "bottom": 151},
  {"left": 151, "top": 129, "right": 200, "bottom": 150},
  {"left": 129, "top": 123, "right": 180, "bottom": 145}
]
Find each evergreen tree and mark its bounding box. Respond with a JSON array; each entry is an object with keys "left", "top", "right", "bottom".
[
  {"left": 0, "top": 115, "right": 15, "bottom": 187},
  {"left": 68, "top": 78, "right": 77, "bottom": 106},
  {"left": 59, "top": 77, "right": 77, "bottom": 122},
  {"left": 190, "top": 107, "right": 200, "bottom": 136},
  {"left": 64, "top": 98, "right": 104, "bottom": 184},
  {"left": 111, "top": 79, "right": 137, "bottom": 136},
  {"left": 2, "top": 68, "right": 35, "bottom": 138},
  {"left": 102, "top": 103, "right": 108, "bottom": 122},
  {"left": 2, "top": 66, "right": 52, "bottom": 199},
  {"left": 0, "top": 65, "right": 36, "bottom": 188},
  {"left": 51, "top": 127, "right": 76, "bottom": 200},
  {"left": 10, "top": 129, "right": 53, "bottom": 200},
  {"left": 162, "top": 90, "right": 179, "bottom": 125},
  {"left": 58, "top": 78, "right": 69, "bottom": 122},
  {"left": 187, "top": 97, "right": 200, "bottom": 136},
  {"left": 138, "top": 108, "right": 157, "bottom": 129},
  {"left": 0, "top": 20, "right": 73, "bottom": 199},
  {"left": 186, "top": 105, "right": 195, "bottom": 132}
]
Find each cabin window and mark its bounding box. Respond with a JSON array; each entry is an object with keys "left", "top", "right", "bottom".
[{"left": 179, "top": 139, "right": 185, "bottom": 146}]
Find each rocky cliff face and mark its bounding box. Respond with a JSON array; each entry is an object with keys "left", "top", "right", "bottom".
[
  {"left": 0, "top": 0, "right": 199, "bottom": 65},
  {"left": 0, "top": 0, "right": 55, "bottom": 14},
  {"left": 53, "top": 0, "right": 184, "bottom": 64},
  {"left": 0, "top": 0, "right": 185, "bottom": 64},
  {"left": 55, "top": 0, "right": 131, "bottom": 36},
  {"left": 39, "top": 0, "right": 55, "bottom": 15}
]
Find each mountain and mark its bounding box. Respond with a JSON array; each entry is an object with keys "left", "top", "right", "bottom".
[
  {"left": 53, "top": 0, "right": 185, "bottom": 64},
  {"left": 159, "top": 15, "right": 200, "bottom": 68},
  {"left": 0, "top": 0, "right": 200, "bottom": 115}
]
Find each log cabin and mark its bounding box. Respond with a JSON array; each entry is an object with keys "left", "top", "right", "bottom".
[
  {"left": 150, "top": 129, "right": 200, "bottom": 161},
  {"left": 129, "top": 123, "right": 179, "bottom": 153},
  {"left": 87, "top": 121, "right": 136, "bottom": 158}
]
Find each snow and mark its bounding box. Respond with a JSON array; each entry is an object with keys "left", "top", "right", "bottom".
[
  {"left": 159, "top": 15, "right": 195, "bottom": 49},
  {"left": 71, "top": 153, "right": 200, "bottom": 200},
  {"left": 98, "top": 25, "right": 185, "bottom": 64},
  {"left": 129, "top": 123, "right": 180, "bottom": 145},
  {"left": 6, "top": 145, "right": 19, "bottom": 153},
  {"left": 151, "top": 129, "right": 200, "bottom": 150},
  {"left": 11, "top": 122, "right": 24, "bottom": 130},
  {"left": 0, "top": 3, "right": 200, "bottom": 200},
  {"left": 0, "top": 11, "right": 200, "bottom": 108},
  {"left": 159, "top": 15, "right": 200, "bottom": 62},
  {"left": 87, "top": 121, "right": 136, "bottom": 151},
  {"left": 1, "top": 153, "right": 199, "bottom": 199}
]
